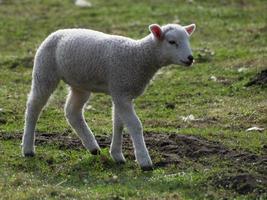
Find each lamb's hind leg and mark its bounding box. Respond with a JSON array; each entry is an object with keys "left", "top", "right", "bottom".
[
  {"left": 110, "top": 103, "right": 126, "bottom": 163},
  {"left": 65, "top": 88, "right": 100, "bottom": 154},
  {"left": 22, "top": 76, "right": 59, "bottom": 156}
]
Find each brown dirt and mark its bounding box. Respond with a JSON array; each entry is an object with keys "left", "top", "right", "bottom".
[
  {"left": 1, "top": 131, "right": 266, "bottom": 195},
  {"left": 245, "top": 69, "right": 267, "bottom": 86},
  {"left": 214, "top": 173, "right": 267, "bottom": 195}
]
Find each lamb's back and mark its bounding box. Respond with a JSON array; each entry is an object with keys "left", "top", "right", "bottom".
[
  {"left": 54, "top": 29, "right": 137, "bottom": 69},
  {"left": 51, "top": 29, "right": 139, "bottom": 92}
]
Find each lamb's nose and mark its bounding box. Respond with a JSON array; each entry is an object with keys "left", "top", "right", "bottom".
[{"left": 188, "top": 55, "right": 194, "bottom": 62}]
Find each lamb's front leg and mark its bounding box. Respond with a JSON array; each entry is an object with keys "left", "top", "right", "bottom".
[
  {"left": 113, "top": 97, "right": 153, "bottom": 170},
  {"left": 110, "top": 104, "right": 126, "bottom": 163}
]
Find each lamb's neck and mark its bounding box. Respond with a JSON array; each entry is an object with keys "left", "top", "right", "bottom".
[{"left": 136, "top": 35, "right": 168, "bottom": 71}]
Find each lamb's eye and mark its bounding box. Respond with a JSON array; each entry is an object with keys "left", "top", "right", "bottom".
[{"left": 168, "top": 40, "right": 176, "bottom": 45}]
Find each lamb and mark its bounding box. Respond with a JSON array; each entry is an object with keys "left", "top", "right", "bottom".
[{"left": 22, "top": 23, "right": 196, "bottom": 170}]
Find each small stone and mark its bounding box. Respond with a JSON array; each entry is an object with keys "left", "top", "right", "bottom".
[
  {"left": 209, "top": 75, "right": 217, "bottom": 82},
  {"left": 238, "top": 67, "right": 248, "bottom": 72},
  {"left": 112, "top": 175, "right": 118, "bottom": 181},
  {"left": 75, "top": 0, "right": 92, "bottom": 8},
  {"left": 246, "top": 127, "right": 265, "bottom": 132},
  {"left": 181, "top": 114, "right": 195, "bottom": 122}
]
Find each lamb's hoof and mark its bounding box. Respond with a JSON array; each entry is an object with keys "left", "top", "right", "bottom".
[
  {"left": 90, "top": 149, "right": 101, "bottom": 155},
  {"left": 141, "top": 165, "right": 154, "bottom": 171},
  {"left": 23, "top": 152, "right": 35, "bottom": 157},
  {"left": 111, "top": 153, "right": 126, "bottom": 164},
  {"left": 116, "top": 160, "right": 126, "bottom": 165}
]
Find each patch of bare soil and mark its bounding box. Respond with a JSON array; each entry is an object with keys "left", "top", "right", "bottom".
[
  {"left": 1, "top": 132, "right": 266, "bottom": 195},
  {"left": 214, "top": 173, "right": 267, "bottom": 195},
  {"left": 246, "top": 69, "right": 267, "bottom": 86}
]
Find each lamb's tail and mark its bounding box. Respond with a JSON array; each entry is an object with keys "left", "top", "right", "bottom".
[{"left": 32, "top": 31, "right": 63, "bottom": 92}]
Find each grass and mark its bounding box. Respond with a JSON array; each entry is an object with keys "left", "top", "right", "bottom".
[{"left": 0, "top": 0, "right": 267, "bottom": 199}]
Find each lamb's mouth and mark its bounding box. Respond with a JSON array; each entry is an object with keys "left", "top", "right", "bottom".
[{"left": 180, "top": 60, "right": 193, "bottom": 66}]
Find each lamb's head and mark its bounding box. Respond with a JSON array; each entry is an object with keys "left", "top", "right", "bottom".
[{"left": 149, "top": 23, "right": 196, "bottom": 67}]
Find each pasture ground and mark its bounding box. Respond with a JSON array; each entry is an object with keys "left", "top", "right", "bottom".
[{"left": 0, "top": 0, "right": 266, "bottom": 199}]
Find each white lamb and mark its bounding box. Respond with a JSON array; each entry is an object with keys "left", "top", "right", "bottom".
[{"left": 22, "top": 23, "right": 196, "bottom": 170}]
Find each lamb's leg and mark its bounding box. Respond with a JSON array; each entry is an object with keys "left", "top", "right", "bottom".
[
  {"left": 22, "top": 78, "right": 59, "bottom": 157},
  {"left": 110, "top": 103, "right": 126, "bottom": 163},
  {"left": 113, "top": 97, "right": 153, "bottom": 170},
  {"left": 65, "top": 88, "right": 100, "bottom": 154}
]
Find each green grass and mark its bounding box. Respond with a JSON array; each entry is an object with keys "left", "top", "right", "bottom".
[{"left": 0, "top": 0, "right": 267, "bottom": 199}]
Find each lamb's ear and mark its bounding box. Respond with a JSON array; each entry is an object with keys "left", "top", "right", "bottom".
[
  {"left": 149, "top": 24, "right": 163, "bottom": 40},
  {"left": 184, "top": 24, "right": 196, "bottom": 36}
]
